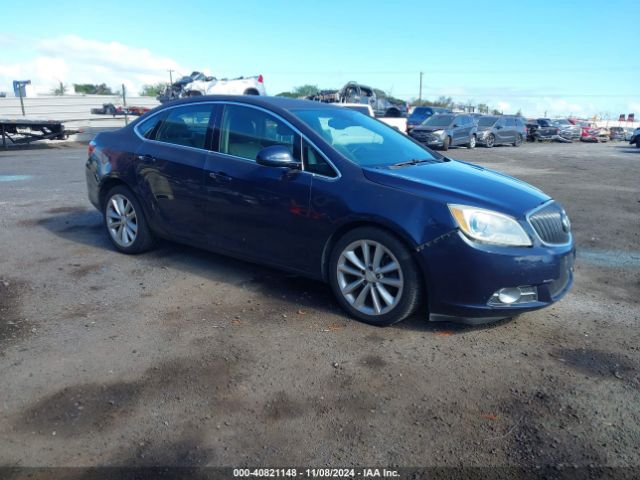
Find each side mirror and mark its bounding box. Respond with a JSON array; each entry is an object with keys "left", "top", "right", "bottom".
[
  {"left": 256, "top": 145, "right": 301, "bottom": 169},
  {"left": 496, "top": 125, "right": 502, "bottom": 129}
]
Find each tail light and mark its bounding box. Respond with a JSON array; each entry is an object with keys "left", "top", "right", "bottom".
[{"left": 257, "top": 74, "right": 264, "bottom": 83}]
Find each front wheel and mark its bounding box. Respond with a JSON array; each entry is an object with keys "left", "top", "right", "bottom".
[
  {"left": 441, "top": 136, "right": 450, "bottom": 151},
  {"left": 103, "top": 185, "right": 155, "bottom": 254},
  {"left": 513, "top": 134, "right": 523, "bottom": 147},
  {"left": 467, "top": 134, "right": 476, "bottom": 149},
  {"left": 329, "top": 227, "right": 422, "bottom": 326},
  {"left": 485, "top": 134, "right": 495, "bottom": 148}
]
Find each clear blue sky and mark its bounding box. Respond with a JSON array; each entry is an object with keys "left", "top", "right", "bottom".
[{"left": 1, "top": 0, "right": 638, "bottom": 117}]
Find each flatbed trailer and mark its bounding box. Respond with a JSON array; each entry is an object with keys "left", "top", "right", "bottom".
[{"left": 0, "top": 118, "right": 75, "bottom": 149}]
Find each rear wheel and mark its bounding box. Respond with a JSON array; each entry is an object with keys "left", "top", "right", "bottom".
[
  {"left": 103, "top": 185, "right": 155, "bottom": 254},
  {"left": 442, "top": 136, "right": 450, "bottom": 151},
  {"left": 467, "top": 134, "right": 477, "bottom": 149},
  {"left": 329, "top": 227, "right": 422, "bottom": 326},
  {"left": 513, "top": 134, "right": 523, "bottom": 147}
]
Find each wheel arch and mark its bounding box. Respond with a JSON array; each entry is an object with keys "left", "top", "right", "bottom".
[
  {"left": 320, "top": 220, "right": 425, "bottom": 283},
  {"left": 98, "top": 176, "right": 131, "bottom": 210},
  {"left": 244, "top": 88, "right": 260, "bottom": 96}
]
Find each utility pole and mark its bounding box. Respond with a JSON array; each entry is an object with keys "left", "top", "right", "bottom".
[
  {"left": 168, "top": 69, "right": 174, "bottom": 85},
  {"left": 418, "top": 71, "right": 424, "bottom": 103},
  {"left": 122, "top": 83, "right": 129, "bottom": 126}
]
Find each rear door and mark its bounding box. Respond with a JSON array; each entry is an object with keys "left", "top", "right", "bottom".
[
  {"left": 504, "top": 117, "right": 517, "bottom": 142},
  {"left": 134, "top": 103, "right": 216, "bottom": 243}
]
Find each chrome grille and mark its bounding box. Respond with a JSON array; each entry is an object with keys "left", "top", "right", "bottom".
[{"left": 528, "top": 202, "right": 571, "bottom": 245}]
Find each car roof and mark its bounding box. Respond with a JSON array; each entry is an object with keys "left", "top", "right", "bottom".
[{"left": 156, "top": 95, "right": 340, "bottom": 111}]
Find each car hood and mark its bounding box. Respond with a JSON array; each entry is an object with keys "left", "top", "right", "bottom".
[{"left": 362, "top": 159, "right": 549, "bottom": 217}]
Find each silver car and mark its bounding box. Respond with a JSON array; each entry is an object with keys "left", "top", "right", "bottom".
[{"left": 476, "top": 116, "right": 526, "bottom": 147}]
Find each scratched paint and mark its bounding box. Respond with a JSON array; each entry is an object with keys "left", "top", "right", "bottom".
[
  {"left": 578, "top": 249, "right": 640, "bottom": 268},
  {"left": 0, "top": 175, "right": 32, "bottom": 182}
]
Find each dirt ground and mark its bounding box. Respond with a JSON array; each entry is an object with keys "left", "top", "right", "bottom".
[{"left": 0, "top": 141, "right": 638, "bottom": 471}]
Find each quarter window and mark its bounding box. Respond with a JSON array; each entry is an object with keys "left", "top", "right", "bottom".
[
  {"left": 303, "top": 140, "right": 337, "bottom": 178},
  {"left": 155, "top": 105, "right": 213, "bottom": 149},
  {"left": 136, "top": 113, "right": 165, "bottom": 139},
  {"left": 219, "top": 105, "right": 300, "bottom": 161}
]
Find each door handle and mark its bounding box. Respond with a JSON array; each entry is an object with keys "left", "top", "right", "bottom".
[
  {"left": 209, "top": 171, "right": 232, "bottom": 183},
  {"left": 137, "top": 154, "right": 156, "bottom": 163}
]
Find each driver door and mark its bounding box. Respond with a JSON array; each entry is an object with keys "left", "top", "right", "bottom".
[{"left": 203, "top": 104, "right": 313, "bottom": 271}]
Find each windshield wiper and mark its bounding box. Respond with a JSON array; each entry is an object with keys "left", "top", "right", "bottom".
[{"left": 391, "top": 158, "right": 434, "bottom": 168}]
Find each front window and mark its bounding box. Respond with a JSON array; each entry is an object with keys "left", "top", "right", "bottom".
[
  {"left": 293, "top": 107, "right": 441, "bottom": 167},
  {"left": 219, "top": 104, "right": 300, "bottom": 161}
]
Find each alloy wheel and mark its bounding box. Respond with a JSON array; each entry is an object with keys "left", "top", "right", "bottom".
[
  {"left": 486, "top": 134, "right": 495, "bottom": 147},
  {"left": 106, "top": 194, "right": 138, "bottom": 248},
  {"left": 469, "top": 135, "right": 476, "bottom": 148},
  {"left": 336, "top": 240, "right": 404, "bottom": 316}
]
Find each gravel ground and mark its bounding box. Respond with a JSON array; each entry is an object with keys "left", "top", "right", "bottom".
[{"left": 0, "top": 141, "right": 638, "bottom": 471}]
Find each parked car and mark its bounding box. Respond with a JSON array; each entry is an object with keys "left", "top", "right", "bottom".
[
  {"left": 86, "top": 96, "right": 574, "bottom": 326},
  {"left": 629, "top": 128, "right": 640, "bottom": 147},
  {"left": 552, "top": 119, "right": 581, "bottom": 140},
  {"left": 581, "top": 127, "right": 609, "bottom": 143},
  {"left": 476, "top": 116, "right": 526, "bottom": 147},
  {"left": 607, "top": 127, "right": 625, "bottom": 141},
  {"left": 526, "top": 119, "right": 561, "bottom": 142},
  {"left": 407, "top": 106, "right": 451, "bottom": 132},
  {"left": 624, "top": 127, "right": 636, "bottom": 141},
  {"left": 408, "top": 113, "right": 477, "bottom": 150}
]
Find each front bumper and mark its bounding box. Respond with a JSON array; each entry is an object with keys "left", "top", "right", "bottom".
[
  {"left": 409, "top": 132, "right": 446, "bottom": 147},
  {"left": 418, "top": 231, "right": 575, "bottom": 323}
]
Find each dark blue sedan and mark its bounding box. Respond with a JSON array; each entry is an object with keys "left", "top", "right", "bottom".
[{"left": 86, "top": 96, "right": 574, "bottom": 326}]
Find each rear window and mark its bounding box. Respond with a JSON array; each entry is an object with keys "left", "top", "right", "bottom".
[{"left": 155, "top": 105, "right": 213, "bottom": 149}]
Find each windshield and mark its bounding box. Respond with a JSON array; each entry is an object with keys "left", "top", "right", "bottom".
[
  {"left": 553, "top": 119, "right": 571, "bottom": 125},
  {"left": 422, "top": 114, "right": 454, "bottom": 127},
  {"left": 293, "top": 108, "right": 441, "bottom": 167},
  {"left": 477, "top": 116, "right": 498, "bottom": 127}
]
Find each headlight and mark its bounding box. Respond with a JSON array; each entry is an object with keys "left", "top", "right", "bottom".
[
  {"left": 448, "top": 204, "right": 532, "bottom": 247},
  {"left": 432, "top": 129, "right": 445, "bottom": 137}
]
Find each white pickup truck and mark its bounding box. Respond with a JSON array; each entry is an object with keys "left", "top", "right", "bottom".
[
  {"left": 183, "top": 74, "right": 266, "bottom": 97},
  {"left": 336, "top": 103, "right": 407, "bottom": 134},
  {"left": 157, "top": 72, "right": 266, "bottom": 103}
]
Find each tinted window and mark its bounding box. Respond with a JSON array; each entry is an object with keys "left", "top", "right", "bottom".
[
  {"left": 423, "top": 114, "right": 454, "bottom": 127},
  {"left": 155, "top": 105, "right": 212, "bottom": 149},
  {"left": 220, "top": 104, "right": 300, "bottom": 161},
  {"left": 478, "top": 116, "right": 498, "bottom": 127},
  {"left": 294, "top": 107, "right": 440, "bottom": 167},
  {"left": 506, "top": 118, "right": 516, "bottom": 127},
  {"left": 303, "top": 140, "right": 337, "bottom": 178},
  {"left": 136, "top": 113, "right": 165, "bottom": 139}
]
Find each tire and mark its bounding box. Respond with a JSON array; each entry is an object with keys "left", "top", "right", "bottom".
[
  {"left": 328, "top": 227, "right": 422, "bottom": 326},
  {"left": 103, "top": 185, "right": 155, "bottom": 254},
  {"left": 484, "top": 134, "right": 495, "bottom": 148},
  {"left": 467, "top": 134, "right": 477, "bottom": 149},
  {"left": 636, "top": 141, "right": 640, "bottom": 149},
  {"left": 244, "top": 89, "right": 260, "bottom": 96},
  {"left": 442, "top": 136, "right": 450, "bottom": 151},
  {"left": 513, "top": 134, "right": 523, "bottom": 147}
]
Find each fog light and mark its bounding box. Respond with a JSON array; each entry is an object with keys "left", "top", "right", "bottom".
[
  {"left": 489, "top": 286, "right": 538, "bottom": 306},
  {"left": 498, "top": 288, "right": 521, "bottom": 304}
]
